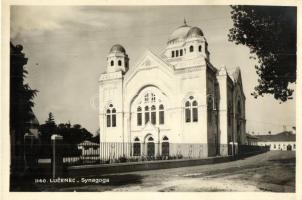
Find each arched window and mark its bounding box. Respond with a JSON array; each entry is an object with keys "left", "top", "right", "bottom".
[
  {"left": 198, "top": 45, "right": 202, "bottom": 52},
  {"left": 106, "top": 109, "right": 111, "bottom": 127},
  {"left": 133, "top": 138, "right": 141, "bottom": 156},
  {"left": 190, "top": 45, "right": 194, "bottom": 52},
  {"left": 112, "top": 108, "right": 116, "bottom": 127},
  {"left": 185, "top": 101, "right": 191, "bottom": 123},
  {"left": 176, "top": 50, "right": 179, "bottom": 57},
  {"left": 151, "top": 105, "right": 156, "bottom": 125},
  {"left": 162, "top": 136, "right": 169, "bottom": 156},
  {"left": 159, "top": 104, "right": 164, "bottom": 125},
  {"left": 137, "top": 107, "right": 142, "bottom": 126},
  {"left": 171, "top": 51, "right": 175, "bottom": 58},
  {"left": 137, "top": 91, "right": 165, "bottom": 125},
  {"left": 180, "top": 49, "right": 183, "bottom": 56},
  {"left": 192, "top": 100, "right": 198, "bottom": 122},
  {"left": 147, "top": 137, "right": 155, "bottom": 157},
  {"left": 110, "top": 60, "right": 114, "bottom": 66},
  {"left": 106, "top": 104, "right": 116, "bottom": 127},
  {"left": 144, "top": 93, "right": 149, "bottom": 103},
  {"left": 151, "top": 93, "right": 156, "bottom": 102},
  {"left": 145, "top": 106, "right": 150, "bottom": 124},
  {"left": 118, "top": 60, "right": 122, "bottom": 66},
  {"left": 185, "top": 97, "right": 198, "bottom": 123}
]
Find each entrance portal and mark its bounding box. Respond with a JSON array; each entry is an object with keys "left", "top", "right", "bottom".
[{"left": 147, "top": 137, "right": 155, "bottom": 157}]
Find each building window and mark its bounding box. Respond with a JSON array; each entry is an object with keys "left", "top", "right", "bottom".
[
  {"left": 145, "top": 106, "right": 150, "bottom": 124},
  {"left": 137, "top": 107, "right": 142, "bottom": 126},
  {"left": 274, "top": 144, "right": 276, "bottom": 149},
  {"left": 112, "top": 108, "right": 116, "bottom": 127},
  {"left": 133, "top": 138, "right": 141, "bottom": 156},
  {"left": 147, "top": 137, "right": 155, "bottom": 157},
  {"left": 185, "top": 101, "right": 191, "bottom": 123},
  {"left": 198, "top": 45, "right": 202, "bottom": 52},
  {"left": 118, "top": 60, "right": 122, "bottom": 66},
  {"left": 185, "top": 97, "right": 198, "bottom": 123},
  {"left": 106, "top": 104, "right": 116, "bottom": 127},
  {"left": 185, "top": 101, "right": 191, "bottom": 122},
  {"left": 190, "top": 45, "right": 194, "bottom": 52},
  {"left": 106, "top": 109, "right": 111, "bottom": 127},
  {"left": 144, "top": 93, "right": 149, "bottom": 103},
  {"left": 110, "top": 60, "right": 114, "bottom": 66},
  {"left": 192, "top": 101, "right": 198, "bottom": 122},
  {"left": 151, "top": 93, "right": 156, "bottom": 103},
  {"left": 137, "top": 91, "right": 165, "bottom": 125},
  {"left": 162, "top": 136, "right": 169, "bottom": 156},
  {"left": 294, "top": 144, "right": 296, "bottom": 149},
  {"left": 180, "top": 49, "right": 183, "bottom": 56},
  {"left": 172, "top": 51, "right": 175, "bottom": 57},
  {"left": 176, "top": 50, "right": 179, "bottom": 57},
  {"left": 159, "top": 104, "right": 164, "bottom": 125},
  {"left": 151, "top": 105, "right": 156, "bottom": 125}
]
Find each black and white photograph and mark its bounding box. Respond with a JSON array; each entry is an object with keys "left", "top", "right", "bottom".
[{"left": 2, "top": 2, "right": 300, "bottom": 196}]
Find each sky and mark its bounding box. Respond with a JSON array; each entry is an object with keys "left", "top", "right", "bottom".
[{"left": 10, "top": 6, "right": 296, "bottom": 135}]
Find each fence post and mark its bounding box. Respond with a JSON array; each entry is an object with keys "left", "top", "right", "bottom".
[{"left": 51, "top": 134, "right": 63, "bottom": 178}]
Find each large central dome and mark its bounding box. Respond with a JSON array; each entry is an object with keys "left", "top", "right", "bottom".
[{"left": 168, "top": 21, "right": 204, "bottom": 44}]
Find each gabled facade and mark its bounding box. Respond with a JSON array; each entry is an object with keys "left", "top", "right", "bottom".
[{"left": 99, "top": 21, "right": 246, "bottom": 158}]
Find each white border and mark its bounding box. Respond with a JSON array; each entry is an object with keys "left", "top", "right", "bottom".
[{"left": 1, "top": 1, "right": 301, "bottom": 200}]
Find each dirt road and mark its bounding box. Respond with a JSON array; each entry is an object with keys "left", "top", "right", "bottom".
[{"left": 47, "top": 151, "right": 295, "bottom": 192}]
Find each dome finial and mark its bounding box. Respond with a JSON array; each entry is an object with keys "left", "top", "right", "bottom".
[{"left": 184, "top": 18, "right": 187, "bottom": 25}]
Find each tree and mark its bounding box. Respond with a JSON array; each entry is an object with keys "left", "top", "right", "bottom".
[
  {"left": 10, "top": 43, "right": 38, "bottom": 159},
  {"left": 38, "top": 112, "right": 58, "bottom": 157},
  {"left": 91, "top": 129, "right": 100, "bottom": 143},
  {"left": 45, "top": 112, "right": 55, "bottom": 125},
  {"left": 228, "top": 6, "right": 297, "bottom": 102},
  {"left": 38, "top": 111, "right": 94, "bottom": 157}
]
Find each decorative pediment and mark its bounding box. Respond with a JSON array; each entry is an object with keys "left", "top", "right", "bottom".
[
  {"left": 137, "top": 51, "right": 170, "bottom": 69},
  {"left": 125, "top": 50, "right": 174, "bottom": 84}
]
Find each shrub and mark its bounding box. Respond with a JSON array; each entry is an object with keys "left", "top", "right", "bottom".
[{"left": 118, "top": 156, "right": 127, "bottom": 163}]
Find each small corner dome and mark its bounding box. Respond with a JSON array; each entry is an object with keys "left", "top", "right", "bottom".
[
  {"left": 109, "top": 44, "right": 126, "bottom": 54},
  {"left": 187, "top": 27, "right": 204, "bottom": 38}
]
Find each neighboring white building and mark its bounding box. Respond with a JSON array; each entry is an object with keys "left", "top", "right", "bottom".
[
  {"left": 99, "top": 21, "right": 246, "bottom": 158},
  {"left": 257, "top": 131, "right": 296, "bottom": 151},
  {"left": 246, "top": 133, "right": 258, "bottom": 146},
  {"left": 78, "top": 140, "right": 100, "bottom": 156}
]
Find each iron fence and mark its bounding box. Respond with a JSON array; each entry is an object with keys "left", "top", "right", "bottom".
[
  {"left": 23, "top": 141, "right": 269, "bottom": 167},
  {"left": 238, "top": 144, "right": 270, "bottom": 155},
  {"left": 62, "top": 142, "right": 230, "bottom": 166}
]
